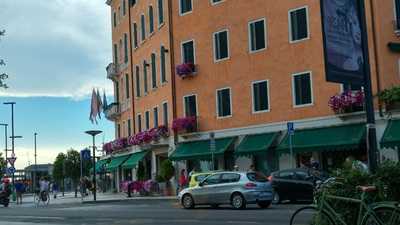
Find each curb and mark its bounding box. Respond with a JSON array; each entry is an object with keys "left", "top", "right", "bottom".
[{"left": 82, "top": 197, "right": 178, "bottom": 204}]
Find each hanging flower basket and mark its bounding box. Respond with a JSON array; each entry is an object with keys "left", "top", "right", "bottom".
[
  {"left": 172, "top": 116, "right": 197, "bottom": 134},
  {"left": 176, "top": 63, "right": 196, "bottom": 79},
  {"left": 328, "top": 90, "right": 365, "bottom": 116}
]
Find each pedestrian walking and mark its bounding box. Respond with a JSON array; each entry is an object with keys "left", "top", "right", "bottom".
[
  {"left": 52, "top": 182, "right": 59, "bottom": 199},
  {"left": 178, "top": 169, "right": 188, "bottom": 192},
  {"left": 15, "top": 180, "right": 25, "bottom": 204}
]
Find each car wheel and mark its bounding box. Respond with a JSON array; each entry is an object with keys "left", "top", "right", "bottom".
[
  {"left": 272, "top": 191, "right": 280, "bottom": 204},
  {"left": 182, "top": 194, "right": 195, "bottom": 209},
  {"left": 231, "top": 193, "right": 246, "bottom": 209},
  {"left": 257, "top": 200, "right": 272, "bottom": 209}
]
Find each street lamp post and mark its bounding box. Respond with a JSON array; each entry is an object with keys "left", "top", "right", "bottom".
[
  {"left": 0, "top": 124, "right": 8, "bottom": 171},
  {"left": 85, "top": 130, "right": 102, "bottom": 202},
  {"left": 3, "top": 102, "right": 16, "bottom": 185},
  {"left": 34, "top": 133, "right": 37, "bottom": 191}
]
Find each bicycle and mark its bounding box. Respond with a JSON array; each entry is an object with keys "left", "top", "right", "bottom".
[
  {"left": 34, "top": 190, "right": 50, "bottom": 207},
  {"left": 290, "top": 178, "right": 400, "bottom": 225}
]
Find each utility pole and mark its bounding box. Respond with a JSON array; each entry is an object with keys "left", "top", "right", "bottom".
[
  {"left": 62, "top": 160, "right": 65, "bottom": 197},
  {"left": 85, "top": 130, "right": 102, "bottom": 202},
  {"left": 34, "top": 133, "right": 37, "bottom": 192}
]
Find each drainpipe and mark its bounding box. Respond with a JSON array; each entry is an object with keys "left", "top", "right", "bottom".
[
  {"left": 369, "top": 0, "right": 383, "bottom": 117},
  {"left": 128, "top": 2, "right": 136, "bottom": 134},
  {"left": 167, "top": 0, "right": 178, "bottom": 145}
]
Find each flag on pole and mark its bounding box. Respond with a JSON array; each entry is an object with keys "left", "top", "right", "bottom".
[
  {"left": 102, "top": 90, "right": 108, "bottom": 112},
  {"left": 96, "top": 89, "right": 103, "bottom": 119},
  {"left": 89, "top": 89, "right": 98, "bottom": 124}
]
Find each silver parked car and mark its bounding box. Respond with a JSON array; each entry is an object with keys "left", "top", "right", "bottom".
[{"left": 178, "top": 171, "right": 273, "bottom": 209}]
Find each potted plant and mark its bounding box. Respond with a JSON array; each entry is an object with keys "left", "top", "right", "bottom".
[
  {"left": 172, "top": 116, "right": 197, "bottom": 134},
  {"left": 156, "top": 174, "right": 166, "bottom": 195},
  {"left": 176, "top": 63, "right": 196, "bottom": 79},
  {"left": 328, "top": 90, "right": 364, "bottom": 117},
  {"left": 378, "top": 86, "right": 400, "bottom": 112},
  {"left": 159, "top": 159, "right": 175, "bottom": 196}
]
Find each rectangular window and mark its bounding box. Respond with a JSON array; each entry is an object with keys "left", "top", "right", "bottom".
[
  {"left": 396, "top": 0, "right": 400, "bottom": 30},
  {"left": 151, "top": 53, "right": 157, "bottom": 88},
  {"left": 217, "top": 88, "right": 232, "bottom": 117},
  {"left": 249, "top": 18, "right": 266, "bottom": 52},
  {"left": 133, "top": 23, "right": 138, "bottom": 48},
  {"left": 145, "top": 111, "right": 150, "bottom": 130},
  {"left": 124, "top": 33, "right": 128, "bottom": 63},
  {"left": 143, "top": 61, "right": 148, "bottom": 94},
  {"left": 135, "top": 66, "right": 140, "bottom": 97},
  {"left": 117, "top": 124, "right": 121, "bottom": 138},
  {"left": 160, "top": 45, "right": 167, "bottom": 83},
  {"left": 129, "top": 0, "right": 136, "bottom": 7},
  {"left": 211, "top": 0, "right": 223, "bottom": 5},
  {"left": 149, "top": 6, "right": 154, "bottom": 34},
  {"left": 141, "top": 14, "right": 146, "bottom": 41},
  {"left": 125, "top": 73, "right": 130, "bottom": 99},
  {"left": 115, "top": 81, "right": 120, "bottom": 102},
  {"left": 292, "top": 72, "right": 313, "bottom": 106},
  {"left": 113, "top": 12, "right": 117, "bottom": 27},
  {"left": 137, "top": 114, "right": 142, "bottom": 132},
  {"left": 153, "top": 107, "right": 159, "bottom": 128},
  {"left": 289, "top": 7, "right": 309, "bottom": 42},
  {"left": 113, "top": 44, "right": 118, "bottom": 64},
  {"left": 180, "top": 0, "right": 192, "bottom": 15},
  {"left": 181, "top": 40, "right": 195, "bottom": 64},
  {"left": 127, "top": 119, "right": 131, "bottom": 136},
  {"left": 214, "top": 30, "right": 229, "bottom": 61},
  {"left": 162, "top": 102, "right": 168, "bottom": 126},
  {"left": 122, "top": 0, "right": 126, "bottom": 15},
  {"left": 252, "top": 80, "right": 269, "bottom": 112},
  {"left": 158, "top": 0, "right": 164, "bottom": 25},
  {"left": 184, "top": 95, "right": 197, "bottom": 117}
]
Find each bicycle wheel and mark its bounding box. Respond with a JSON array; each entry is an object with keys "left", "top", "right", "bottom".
[
  {"left": 362, "top": 206, "right": 400, "bottom": 225},
  {"left": 290, "top": 206, "right": 336, "bottom": 225},
  {"left": 34, "top": 194, "right": 40, "bottom": 207}
]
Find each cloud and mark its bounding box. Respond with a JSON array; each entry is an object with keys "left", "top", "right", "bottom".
[{"left": 0, "top": 0, "right": 113, "bottom": 99}]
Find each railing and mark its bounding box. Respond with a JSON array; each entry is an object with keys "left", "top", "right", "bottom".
[
  {"left": 106, "top": 63, "right": 119, "bottom": 81},
  {"left": 104, "top": 103, "right": 121, "bottom": 121}
]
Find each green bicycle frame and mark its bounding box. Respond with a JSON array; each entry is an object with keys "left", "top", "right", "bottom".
[{"left": 316, "top": 190, "right": 399, "bottom": 225}]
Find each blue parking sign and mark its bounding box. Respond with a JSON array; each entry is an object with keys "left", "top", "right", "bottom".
[{"left": 287, "top": 122, "right": 295, "bottom": 135}]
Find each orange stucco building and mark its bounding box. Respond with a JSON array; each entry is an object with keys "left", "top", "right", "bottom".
[{"left": 103, "top": 0, "right": 400, "bottom": 191}]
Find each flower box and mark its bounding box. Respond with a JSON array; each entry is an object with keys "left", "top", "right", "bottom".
[
  {"left": 329, "top": 90, "right": 365, "bottom": 116},
  {"left": 172, "top": 116, "right": 197, "bottom": 134},
  {"left": 176, "top": 63, "right": 196, "bottom": 79}
]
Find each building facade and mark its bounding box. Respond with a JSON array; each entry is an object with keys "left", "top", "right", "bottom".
[{"left": 103, "top": 0, "right": 400, "bottom": 192}]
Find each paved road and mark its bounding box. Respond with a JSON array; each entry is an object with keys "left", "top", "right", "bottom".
[{"left": 0, "top": 199, "right": 303, "bottom": 225}]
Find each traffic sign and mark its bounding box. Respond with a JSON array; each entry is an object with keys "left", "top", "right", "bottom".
[
  {"left": 7, "top": 157, "right": 16, "bottom": 166},
  {"left": 81, "top": 149, "right": 91, "bottom": 161},
  {"left": 7, "top": 167, "right": 15, "bottom": 174},
  {"left": 287, "top": 122, "right": 295, "bottom": 135}
]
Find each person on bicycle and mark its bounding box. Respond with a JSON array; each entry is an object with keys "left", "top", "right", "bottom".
[
  {"left": 0, "top": 177, "right": 11, "bottom": 198},
  {"left": 39, "top": 177, "right": 50, "bottom": 201}
]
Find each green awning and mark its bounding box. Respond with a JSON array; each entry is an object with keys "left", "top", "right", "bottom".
[
  {"left": 95, "top": 159, "right": 109, "bottom": 173},
  {"left": 106, "top": 154, "right": 130, "bottom": 171},
  {"left": 277, "top": 123, "right": 365, "bottom": 154},
  {"left": 235, "top": 132, "right": 279, "bottom": 156},
  {"left": 380, "top": 120, "right": 400, "bottom": 149},
  {"left": 121, "top": 151, "right": 148, "bottom": 169},
  {"left": 170, "top": 137, "right": 235, "bottom": 161}
]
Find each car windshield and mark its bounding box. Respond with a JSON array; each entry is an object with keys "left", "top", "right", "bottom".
[
  {"left": 194, "top": 174, "right": 209, "bottom": 182},
  {"left": 247, "top": 172, "right": 268, "bottom": 182}
]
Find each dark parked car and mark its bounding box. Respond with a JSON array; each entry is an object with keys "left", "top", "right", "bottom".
[{"left": 269, "top": 168, "right": 327, "bottom": 204}]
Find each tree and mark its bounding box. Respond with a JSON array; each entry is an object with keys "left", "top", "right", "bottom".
[
  {"left": 0, "top": 29, "right": 9, "bottom": 89},
  {"left": 53, "top": 152, "right": 66, "bottom": 183},
  {"left": 0, "top": 153, "right": 6, "bottom": 178},
  {"left": 65, "top": 149, "right": 80, "bottom": 197}
]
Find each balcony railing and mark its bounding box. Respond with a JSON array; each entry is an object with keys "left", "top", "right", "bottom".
[
  {"left": 104, "top": 103, "right": 121, "bottom": 121},
  {"left": 106, "top": 63, "right": 119, "bottom": 81}
]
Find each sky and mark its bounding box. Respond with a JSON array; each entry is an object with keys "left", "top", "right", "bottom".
[{"left": 0, "top": 0, "right": 115, "bottom": 169}]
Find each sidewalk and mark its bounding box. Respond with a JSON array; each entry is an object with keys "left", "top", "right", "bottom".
[{"left": 82, "top": 192, "right": 177, "bottom": 204}]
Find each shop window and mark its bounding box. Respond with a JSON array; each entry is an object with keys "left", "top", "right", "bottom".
[
  {"left": 289, "top": 6, "right": 309, "bottom": 42},
  {"left": 217, "top": 88, "right": 232, "bottom": 117},
  {"left": 249, "top": 18, "right": 267, "bottom": 52},
  {"left": 292, "top": 72, "right": 313, "bottom": 107},
  {"left": 213, "top": 29, "right": 229, "bottom": 61}
]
